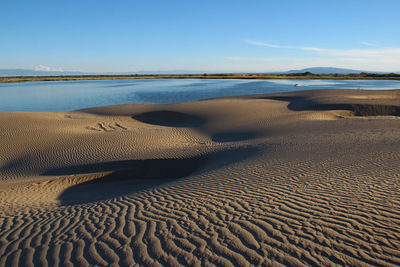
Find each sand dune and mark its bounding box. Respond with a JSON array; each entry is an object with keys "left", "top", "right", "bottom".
[{"left": 1, "top": 89, "right": 400, "bottom": 266}]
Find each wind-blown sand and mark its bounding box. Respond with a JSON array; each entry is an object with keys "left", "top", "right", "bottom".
[{"left": 1, "top": 89, "right": 400, "bottom": 266}]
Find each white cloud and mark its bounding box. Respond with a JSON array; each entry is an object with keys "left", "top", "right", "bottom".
[{"left": 34, "top": 65, "right": 63, "bottom": 72}]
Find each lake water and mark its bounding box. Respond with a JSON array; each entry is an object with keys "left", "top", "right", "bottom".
[{"left": 0, "top": 79, "right": 399, "bottom": 112}]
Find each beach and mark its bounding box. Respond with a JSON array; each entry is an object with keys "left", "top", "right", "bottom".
[{"left": 1, "top": 89, "right": 400, "bottom": 266}]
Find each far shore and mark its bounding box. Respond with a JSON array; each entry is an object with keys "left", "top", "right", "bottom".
[{"left": 1, "top": 72, "right": 400, "bottom": 83}]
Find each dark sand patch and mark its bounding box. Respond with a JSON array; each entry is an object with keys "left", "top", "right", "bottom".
[
  {"left": 212, "top": 131, "right": 259, "bottom": 143},
  {"left": 55, "top": 157, "right": 208, "bottom": 205},
  {"left": 132, "top": 110, "right": 207, "bottom": 127},
  {"left": 53, "top": 147, "right": 259, "bottom": 205},
  {"left": 264, "top": 95, "right": 400, "bottom": 116}
]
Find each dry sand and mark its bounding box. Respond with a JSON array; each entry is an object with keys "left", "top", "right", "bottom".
[{"left": 1, "top": 89, "right": 400, "bottom": 266}]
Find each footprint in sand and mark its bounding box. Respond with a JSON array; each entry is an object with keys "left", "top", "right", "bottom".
[{"left": 85, "top": 122, "right": 128, "bottom": 132}]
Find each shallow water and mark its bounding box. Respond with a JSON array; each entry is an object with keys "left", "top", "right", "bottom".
[{"left": 0, "top": 79, "right": 399, "bottom": 112}]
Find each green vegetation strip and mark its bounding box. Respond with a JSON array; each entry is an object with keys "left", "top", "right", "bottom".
[{"left": 1, "top": 72, "right": 400, "bottom": 83}]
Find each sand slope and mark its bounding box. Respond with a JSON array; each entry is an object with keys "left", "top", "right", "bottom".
[{"left": 1, "top": 89, "right": 400, "bottom": 266}]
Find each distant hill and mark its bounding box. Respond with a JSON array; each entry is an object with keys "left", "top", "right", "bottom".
[{"left": 286, "top": 67, "right": 369, "bottom": 74}]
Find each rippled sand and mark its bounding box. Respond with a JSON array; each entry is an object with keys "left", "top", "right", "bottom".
[{"left": 1, "top": 89, "right": 400, "bottom": 266}]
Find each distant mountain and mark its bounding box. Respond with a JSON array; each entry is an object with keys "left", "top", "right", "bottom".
[
  {"left": 286, "top": 67, "right": 368, "bottom": 74},
  {"left": 0, "top": 69, "right": 87, "bottom": 77}
]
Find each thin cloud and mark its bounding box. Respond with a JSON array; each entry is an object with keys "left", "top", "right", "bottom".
[
  {"left": 245, "top": 39, "right": 400, "bottom": 57},
  {"left": 360, "top": 41, "right": 380, "bottom": 47},
  {"left": 243, "top": 40, "right": 400, "bottom": 70},
  {"left": 244, "top": 40, "right": 290, "bottom": 49},
  {"left": 244, "top": 40, "right": 325, "bottom": 52}
]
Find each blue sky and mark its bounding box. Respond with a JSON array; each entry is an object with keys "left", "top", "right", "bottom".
[{"left": 1, "top": 0, "right": 400, "bottom": 73}]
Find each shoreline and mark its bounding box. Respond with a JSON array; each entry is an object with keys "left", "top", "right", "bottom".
[{"left": 1, "top": 73, "right": 400, "bottom": 83}]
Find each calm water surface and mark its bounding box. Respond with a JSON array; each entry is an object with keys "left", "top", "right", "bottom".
[{"left": 0, "top": 79, "right": 399, "bottom": 112}]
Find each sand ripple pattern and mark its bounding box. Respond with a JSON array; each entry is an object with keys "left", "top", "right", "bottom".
[
  {"left": 1, "top": 143, "right": 400, "bottom": 266},
  {"left": 1, "top": 90, "right": 400, "bottom": 266}
]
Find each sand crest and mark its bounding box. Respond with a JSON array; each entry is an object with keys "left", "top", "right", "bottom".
[{"left": 1, "top": 89, "right": 400, "bottom": 266}]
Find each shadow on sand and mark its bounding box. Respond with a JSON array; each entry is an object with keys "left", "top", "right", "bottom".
[
  {"left": 132, "top": 110, "right": 207, "bottom": 127},
  {"left": 264, "top": 96, "right": 400, "bottom": 116},
  {"left": 48, "top": 147, "right": 259, "bottom": 205},
  {"left": 211, "top": 131, "right": 260, "bottom": 143}
]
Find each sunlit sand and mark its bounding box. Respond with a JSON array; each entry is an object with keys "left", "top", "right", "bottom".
[{"left": 1, "top": 89, "right": 400, "bottom": 266}]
